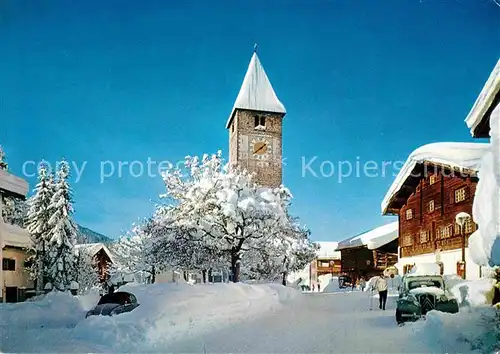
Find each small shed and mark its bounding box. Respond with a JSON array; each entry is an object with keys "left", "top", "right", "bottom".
[
  {"left": 336, "top": 222, "right": 399, "bottom": 279},
  {"left": 75, "top": 243, "right": 114, "bottom": 282}
]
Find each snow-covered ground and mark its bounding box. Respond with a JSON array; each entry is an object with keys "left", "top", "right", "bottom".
[
  {"left": 0, "top": 282, "right": 298, "bottom": 353},
  {"left": 1, "top": 281, "right": 497, "bottom": 353}
]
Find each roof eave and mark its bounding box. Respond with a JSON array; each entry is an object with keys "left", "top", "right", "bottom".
[
  {"left": 382, "top": 160, "right": 478, "bottom": 213},
  {"left": 464, "top": 58, "right": 500, "bottom": 137}
]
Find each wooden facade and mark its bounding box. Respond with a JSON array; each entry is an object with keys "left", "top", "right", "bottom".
[
  {"left": 386, "top": 164, "right": 478, "bottom": 275},
  {"left": 94, "top": 248, "right": 112, "bottom": 283},
  {"left": 339, "top": 240, "right": 398, "bottom": 279},
  {"left": 315, "top": 258, "right": 341, "bottom": 276}
]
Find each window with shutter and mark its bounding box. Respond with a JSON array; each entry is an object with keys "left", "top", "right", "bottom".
[
  {"left": 428, "top": 200, "right": 435, "bottom": 213},
  {"left": 402, "top": 234, "right": 413, "bottom": 247},
  {"left": 2, "top": 258, "right": 15, "bottom": 271},
  {"left": 419, "top": 229, "right": 429, "bottom": 243},
  {"left": 455, "top": 187, "right": 467, "bottom": 203},
  {"left": 465, "top": 219, "right": 476, "bottom": 234},
  {"left": 406, "top": 209, "right": 413, "bottom": 220}
]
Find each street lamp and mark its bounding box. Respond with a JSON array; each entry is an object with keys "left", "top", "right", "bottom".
[{"left": 455, "top": 212, "right": 471, "bottom": 279}]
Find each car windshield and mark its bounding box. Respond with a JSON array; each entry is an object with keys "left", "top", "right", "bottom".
[
  {"left": 97, "top": 293, "right": 131, "bottom": 305},
  {"left": 408, "top": 279, "right": 443, "bottom": 290}
]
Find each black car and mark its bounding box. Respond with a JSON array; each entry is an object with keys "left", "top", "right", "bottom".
[
  {"left": 338, "top": 275, "right": 353, "bottom": 289},
  {"left": 85, "top": 291, "right": 140, "bottom": 318}
]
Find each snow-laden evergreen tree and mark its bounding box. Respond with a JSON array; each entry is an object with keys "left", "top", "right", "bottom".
[
  {"left": 156, "top": 150, "right": 313, "bottom": 283},
  {"left": 25, "top": 163, "right": 55, "bottom": 291},
  {"left": 0, "top": 145, "right": 8, "bottom": 170},
  {"left": 75, "top": 248, "right": 100, "bottom": 294},
  {"left": 45, "top": 161, "right": 78, "bottom": 291}
]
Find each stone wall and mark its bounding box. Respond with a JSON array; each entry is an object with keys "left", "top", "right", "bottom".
[{"left": 228, "top": 109, "right": 284, "bottom": 188}]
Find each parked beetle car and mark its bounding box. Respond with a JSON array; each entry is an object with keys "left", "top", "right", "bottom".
[
  {"left": 395, "top": 274, "right": 458, "bottom": 324},
  {"left": 85, "top": 291, "right": 140, "bottom": 318}
]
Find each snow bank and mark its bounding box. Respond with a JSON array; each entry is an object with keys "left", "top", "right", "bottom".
[
  {"left": 74, "top": 282, "right": 300, "bottom": 351},
  {"left": 449, "top": 278, "right": 496, "bottom": 307},
  {"left": 409, "top": 307, "right": 500, "bottom": 354},
  {"left": 0, "top": 291, "right": 93, "bottom": 330},
  {"left": 1, "top": 283, "right": 300, "bottom": 352},
  {"left": 319, "top": 274, "right": 340, "bottom": 293},
  {"left": 470, "top": 133, "right": 500, "bottom": 266}
]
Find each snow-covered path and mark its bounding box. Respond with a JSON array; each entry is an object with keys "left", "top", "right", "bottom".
[{"left": 165, "top": 291, "right": 429, "bottom": 353}]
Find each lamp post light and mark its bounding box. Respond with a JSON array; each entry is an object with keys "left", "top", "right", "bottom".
[{"left": 455, "top": 212, "right": 471, "bottom": 279}]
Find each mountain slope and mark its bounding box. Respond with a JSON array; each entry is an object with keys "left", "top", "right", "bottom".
[{"left": 76, "top": 225, "right": 112, "bottom": 244}]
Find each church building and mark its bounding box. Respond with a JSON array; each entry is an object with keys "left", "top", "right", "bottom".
[{"left": 226, "top": 51, "right": 285, "bottom": 188}]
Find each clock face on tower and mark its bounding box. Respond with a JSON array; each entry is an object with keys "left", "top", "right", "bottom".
[{"left": 249, "top": 136, "right": 272, "bottom": 161}]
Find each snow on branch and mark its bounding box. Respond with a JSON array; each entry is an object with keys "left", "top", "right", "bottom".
[{"left": 140, "top": 150, "right": 316, "bottom": 283}]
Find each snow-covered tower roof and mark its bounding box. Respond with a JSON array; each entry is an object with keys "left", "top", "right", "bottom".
[
  {"left": 464, "top": 58, "right": 500, "bottom": 138},
  {"left": 381, "top": 142, "right": 489, "bottom": 215},
  {"left": 226, "top": 51, "right": 286, "bottom": 129}
]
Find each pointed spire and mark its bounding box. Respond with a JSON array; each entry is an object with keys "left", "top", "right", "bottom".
[
  {"left": 0, "top": 145, "right": 8, "bottom": 171},
  {"left": 226, "top": 51, "right": 286, "bottom": 128}
]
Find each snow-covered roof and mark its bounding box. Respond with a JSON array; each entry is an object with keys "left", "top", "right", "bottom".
[
  {"left": 315, "top": 241, "right": 341, "bottom": 259},
  {"left": 1, "top": 223, "right": 30, "bottom": 248},
  {"left": 226, "top": 52, "right": 286, "bottom": 128},
  {"left": 0, "top": 169, "right": 28, "bottom": 198},
  {"left": 336, "top": 222, "right": 398, "bottom": 251},
  {"left": 381, "top": 142, "right": 489, "bottom": 215},
  {"left": 75, "top": 243, "right": 115, "bottom": 263},
  {"left": 465, "top": 58, "right": 500, "bottom": 137}
]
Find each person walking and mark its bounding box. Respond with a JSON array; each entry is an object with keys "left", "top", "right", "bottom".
[
  {"left": 374, "top": 273, "right": 388, "bottom": 310},
  {"left": 359, "top": 277, "right": 366, "bottom": 292}
]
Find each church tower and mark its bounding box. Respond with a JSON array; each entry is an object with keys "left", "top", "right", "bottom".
[{"left": 226, "top": 51, "right": 286, "bottom": 188}]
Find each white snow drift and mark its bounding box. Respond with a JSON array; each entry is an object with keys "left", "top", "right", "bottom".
[{"left": 0, "top": 283, "right": 299, "bottom": 353}]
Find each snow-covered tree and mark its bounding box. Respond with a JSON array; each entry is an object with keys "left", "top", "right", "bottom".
[
  {"left": 241, "top": 216, "right": 317, "bottom": 284},
  {"left": 75, "top": 249, "right": 100, "bottom": 294},
  {"left": 2, "top": 196, "right": 28, "bottom": 226},
  {"left": 156, "top": 150, "right": 312, "bottom": 283},
  {"left": 45, "top": 161, "right": 78, "bottom": 291},
  {"left": 25, "top": 163, "right": 55, "bottom": 291},
  {"left": 146, "top": 207, "right": 228, "bottom": 282},
  {"left": 111, "top": 223, "right": 156, "bottom": 284},
  {"left": 0, "top": 145, "right": 8, "bottom": 170}
]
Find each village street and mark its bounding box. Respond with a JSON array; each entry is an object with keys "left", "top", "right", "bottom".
[{"left": 165, "top": 291, "right": 430, "bottom": 353}]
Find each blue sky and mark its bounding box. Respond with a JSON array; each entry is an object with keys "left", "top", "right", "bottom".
[{"left": 1, "top": 0, "right": 499, "bottom": 241}]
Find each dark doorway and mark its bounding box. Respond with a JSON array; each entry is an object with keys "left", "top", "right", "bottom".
[{"left": 5, "top": 286, "right": 18, "bottom": 303}]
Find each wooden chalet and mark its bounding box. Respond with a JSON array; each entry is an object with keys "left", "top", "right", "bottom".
[
  {"left": 313, "top": 241, "right": 341, "bottom": 276},
  {"left": 381, "top": 142, "right": 489, "bottom": 279},
  {"left": 75, "top": 243, "right": 114, "bottom": 283},
  {"left": 336, "top": 222, "right": 398, "bottom": 280}
]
